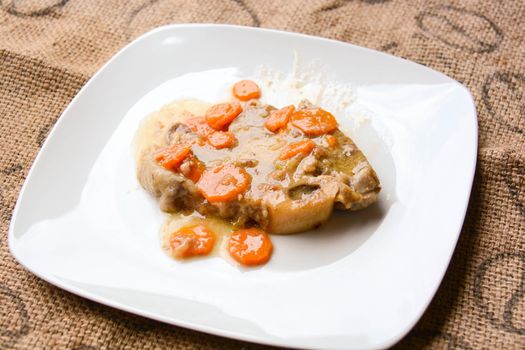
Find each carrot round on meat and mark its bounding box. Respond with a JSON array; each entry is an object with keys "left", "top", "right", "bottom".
[
  {"left": 232, "top": 80, "right": 261, "bottom": 101},
  {"left": 205, "top": 102, "right": 242, "bottom": 130},
  {"left": 207, "top": 131, "right": 237, "bottom": 149},
  {"left": 279, "top": 139, "right": 315, "bottom": 160},
  {"left": 290, "top": 108, "right": 338, "bottom": 136},
  {"left": 185, "top": 116, "right": 215, "bottom": 138},
  {"left": 185, "top": 117, "right": 237, "bottom": 149},
  {"left": 154, "top": 144, "right": 191, "bottom": 171},
  {"left": 169, "top": 224, "right": 215, "bottom": 259},
  {"left": 228, "top": 228, "right": 273, "bottom": 266},
  {"left": 185, "top": 156, "right": 205, "bottom": 182},
  {"left": 265, "top": 105, "right": 295, "bottom": 133},
  {"left": 197, "top": 164, "right": 251, "bottom": 202},
  {"left": 325, "top": 134, "right": 337, "bottom": 147}
]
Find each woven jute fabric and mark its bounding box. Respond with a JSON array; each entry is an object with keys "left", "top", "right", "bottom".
[{"left": 1, "top": 0, "right": 524, "bottom": 349}]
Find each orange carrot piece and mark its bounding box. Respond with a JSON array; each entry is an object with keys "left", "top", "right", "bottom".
[
  {"left": 185, "top": 116, "right": 215, "bottom": 138},
  {"left": 264, "top": 105, "right": 295, "bottom": 133},
  {"left": 169, "top": 224, "right": 215, "bottom": 259},
  {"left": 207, "top": 131, "right": 237, "bottom": 149},
  {"left": 228, "top": 228, "right": 273, "bottom": 266},
  {"left": 154, "top": 144, "right": 191, "bottom": 171},
  {"left": 325, "top": 134, "right": 337, "bottom": 147},
  {"left": 197, "top": 164, "right": 251, "bottom": 203},
  {"left": 290, "top": 108, "right": 338, "bottom": 136},
  {"left": 185, "top": 117, "right": 237, "bottom": 149},
  {"left": 205, "top": 102, "right": 242, "bottom": 131},
  {"left": 186, "top": 156, "right": 205, "bottom": 182},
  {"left": 232, "top": 80, "right": 261, "bottom": 101},
  {"left": 279, "top": 139, "right": 315, "bottom": 160}
]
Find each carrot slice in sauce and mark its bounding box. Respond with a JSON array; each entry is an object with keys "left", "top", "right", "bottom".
[
  {"left": 279, "top": 139, "right": 315, "bottom": 160},
  {"left": 228, "top": 228, "right": 273, "bottom": 266},
  {"left": 197, "top": 164, "right": 251, "bottom": 202},
  {"left": 205, "top": 102, "right": 242, "bottom": 131},
  {"left": 185, "top": 117, "right": 237, "bottom": 149},
  {"left": 325, "top": 134, "right": 337, "bottom": 147},
  {"left": 154, "top": 144, "right": 191, "bottom": 171},
  {"left": 207, "top": 131, "right": 237, "bottom": 149},
  {"left": 232, "top": 80, "right": 261, "bottom": 101},
  {"left": 169, "top": 224, "right": 215, "bottom": 259},
  {"left": 185, "top": 116, "right": 214, "bottom": 138},
  {"left": 264, "top": 105, "right": 295, "bottom": 133},
  {"left": 185, "top": 156, "right": 205, "bottom": 182},
  {"left": 290, "top": 108, "right": 338, "bottom": 136}
]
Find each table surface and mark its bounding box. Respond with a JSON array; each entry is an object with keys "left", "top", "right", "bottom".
[{"left": 1, "top": 1, "right": 524, "bottom": 349}]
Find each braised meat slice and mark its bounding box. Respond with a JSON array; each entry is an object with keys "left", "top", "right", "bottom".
[{"left": 136, "top": 99, "right": 380, "bottom": 234}]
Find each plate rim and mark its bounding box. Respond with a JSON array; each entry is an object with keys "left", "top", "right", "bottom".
[{"left": 8, "top": 23, "right": 478, "bottom": 350}]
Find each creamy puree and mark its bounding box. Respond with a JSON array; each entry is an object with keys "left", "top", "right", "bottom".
[
  {"left": 134, "top": 99, "right": 210, "bottom": 161},
  {"left": 160, "top": 212, "right": 234, "bottom": 259},
  {"left": 135, "top": 99, "right": 235, "bottom": 259}
]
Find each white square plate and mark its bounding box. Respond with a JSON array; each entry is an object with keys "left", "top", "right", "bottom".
[{"left": 9, "top": 25, "right": 477, "bottom": 350}]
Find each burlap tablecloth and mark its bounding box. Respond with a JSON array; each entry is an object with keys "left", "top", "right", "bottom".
[{"left": 1, "top": 1, "right": 524, "bottom": 349}]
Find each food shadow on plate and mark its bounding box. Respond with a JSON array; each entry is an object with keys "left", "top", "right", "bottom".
[
  {"left": 268, "top": 123, "right": 396, "bottom": 272},
  {"left": 269, "top": 201, "right": 388, "bottom": 272}
]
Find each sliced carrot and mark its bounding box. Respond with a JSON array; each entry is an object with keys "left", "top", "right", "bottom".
[
  {"left": 197, "top": 164, "right": 251, "bottom": 202},
  {"left": 232, "top": 80, "right": 261, "bottom": 101},
  {"left": 154, "top": 144, "right": 191, "bottom": 171},
  {"left": 205, "top": 102, "right": 243, "bottom": 131},
  {"left": 185, "top": 116, "right": 214, "bottom": 138},
  {"left": 169, "top": 224, "right": 215, "bottom": 259},
  {"left": 185, "top": 117, "right": 237, "bottom": 149},
  {"left": 290, "top": 108, "right": 338, "bottom": 136},
  {"left": 207, "top": 131, "right": 237, "bottom": 149},
  {"left": 228, "top": 228, "right": 273, "bottom": 266},
  {"left": 186, "top": 156, "right": 205, "bottom": 182},
  {"left": 279, "top": 139, "right": 315, "bottom": 160},
  {"left": 325, "top": 134, "right": 337, "bottom": 147},
  {"left": 264, "top": 105, "right": 295, "bottom": 133}
]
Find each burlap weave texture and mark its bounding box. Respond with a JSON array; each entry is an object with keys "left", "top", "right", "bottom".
[{"left": 1, "top": 1, "right": 524, "bottom": 349}]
